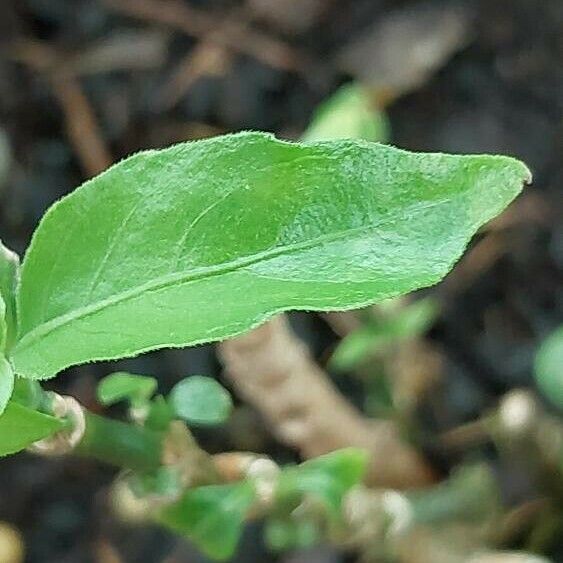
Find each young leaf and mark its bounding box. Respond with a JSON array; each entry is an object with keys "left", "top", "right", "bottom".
[
  {"left": 0, "top": 241, "right": 19, "bottom": 352},
  {"left": 12, "top": 132, "right": 530, "bottom": 379},
  {"left": 276, "top": 448, "right": 368, "bottom": 518},
  {"left": 145, "top": 395, "right": 174, "bottom": 432},
  {"left": 303, "top": 83, "right": 389, "bottom": 143},
  {"left": 0, "top": 357, "right": 14, "bottom": 415},
  {"left": 130, "top": 466, "right": 183, "bottom": 499},
  {"left": 0, "top": 401, "right": 65, "bottom": 456},
  {"left": 330, "top": 324, "right": 384, "bottom": 372},
  {"left": 169, "top": 376, "right": 232, "bottom": 426},
  {"left": 534, "top": 326, "right": 563, "bottom": 409},
  {"left": 157, "top": 481, "right": 255, "bottom": 560},
  {"left": 265, "top": 518, "right": 297, "bottom": 552},
  {"left": 265, "top": 517, "right": 319, "bottom": 552},
  {"left": 330, "top": 297, "right": 439, "bottom": 371},
  {"left": 97, "top": 371, "right": 157, "bottom": 407}
]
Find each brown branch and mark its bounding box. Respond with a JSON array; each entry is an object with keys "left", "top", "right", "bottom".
[{"left": 218, "top": 315, "right": 435, "bottom": 489}]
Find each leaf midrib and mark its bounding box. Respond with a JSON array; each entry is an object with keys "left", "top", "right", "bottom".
[{"left": 15, "top": 198, "right": 446, "bottom": 354}]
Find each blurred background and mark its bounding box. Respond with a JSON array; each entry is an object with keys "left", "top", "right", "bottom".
[{"left": 0, "top": 0, "right": 562, "bottom": 562}]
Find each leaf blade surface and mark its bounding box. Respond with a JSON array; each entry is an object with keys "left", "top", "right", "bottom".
[
  {"left": 0, "top": 357, "right": 14, "bottom": 414},
  {"left": 13, "top": 133, "right": 530, "bottom": 379},
  {"left": 0, "top": 401, "right": 65, "bottom": 456},
  {"left": 0, "top": 241, "right": 19, "bottom": 351}
]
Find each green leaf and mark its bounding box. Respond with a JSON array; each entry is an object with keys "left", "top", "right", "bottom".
[
  {"left": 169, "top": 376, "right": 232, "bottom": 426},
  {"left": 145, "top": 394, "right": 174, "bottom": 432},
  {"left": 0, "top": 357, "right": 14, "bottom": 415},
  {"left": 276, "top": 448, "right": 368, "bottom": 518},
  {"left": 12, "top": 132, "right": 530, "bottom": 379},
  {"left": 130, "top": 465, "right": 183, "bottom": 499},
  {"left": 265, "top": 517, "right": 319, "bottom": 552},
  {"left": 330, "top": 325, "right": 382, "bottom": 372},
  {"left": 11, "top": 377, "right": 43, "bottom": 409},
  {"left": 303, "top": 83, "right": 389, "bottom": 143},
  {"left": 330, "top": 297, "right": 439, "bottom": 371},
  {"left": 0, "top": 241, "right": 19, "bottom": 352},
  {"left": 158, "top": 481, "right": 255, "bottom": 560},
  {"left": 535, "top": 326, "right": 563, "bottom": 409},
  {"left": 383, "top": 297, "right": 439, "bottom": 339},
  {"left": 265, "top": 518, "right": 296, "bottom": 552},
  {"left": 0, "top": 294, "right": 6, "bottom": 352},
  {"left": 0, "top": 401, "right": 65, "bottom": 456},
  {"left": 97, "top": 371, "right": 157, "bottom": 407}
]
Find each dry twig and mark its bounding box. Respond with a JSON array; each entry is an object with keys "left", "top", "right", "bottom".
[{"left": 49, "top": 73, "right": 113, "bottom": 177}]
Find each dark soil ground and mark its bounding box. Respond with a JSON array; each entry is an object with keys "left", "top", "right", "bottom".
[{"left": 0, "top": 1, "right": 562, "bottom": 561}]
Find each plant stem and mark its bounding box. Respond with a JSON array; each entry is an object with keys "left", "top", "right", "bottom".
[
  {"left": 74, "top": 411, "right": 163, "bottom": 472},
  {"left": 218, "top": 314, "right": 435, "bottom": 488},
  {"left": 408, "top": 464, "right": 498, "bottom": 525}
]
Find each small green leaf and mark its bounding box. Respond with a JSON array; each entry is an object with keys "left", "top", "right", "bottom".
[
  {"left": 0, "top": 357, "right": 14, "bottom": 415},
  {"left": 11, "top": 377, "right": 43, "bottom": 409},
  {"left": 330, "top": 324, "right": 384, "bottom": 372},
  {"left": 130, "top": 466, "right": 183, "bottom": 499},
  {"left": 303, "top": 83, "right": 389, "bottom": 143},
  {"left": 265, "top": 518, "right": 296, "bottom": 552},
  {"left": 0, "top": 241, "right": 19, "bottom": 352},
  {"left": 97, "top": 371, "right": 157, "bottom": 407},
  {"left": 0, "top": 401, "right": 65, "bottom": 456},
  {"left": 145, "top": 395, "right": 174, "bottom": 432},
  {"left": 330, "top": 297, "right": 439, "bottom": 371},
  {"left": 535, "top": 326, "right": 563, "bottom": 409},
  {"left": 384, "top": 297, "right": 439, "bottom": 339},
  {"left": 169, "top": 376, "right": 232, "bottom": 426},
  {"left": 12, "top": 132, "right": 530, "bottom": 379},
  {"left": 265, "top": 517, "right": 319, "bottom": 552},
  {"left": 276, "top": 448, "right": 368, "bottom": 518},
  {"left": 158, "top": 481, "right": 255, "bottom": 560}
]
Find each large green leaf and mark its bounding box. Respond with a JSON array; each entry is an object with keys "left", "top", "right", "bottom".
[
  {"left": 0, "top": 241, "right": 19, "bottom": 352},
  {"left": 12, "top": 132, "right": 530, "bottom": 379},
  {"left": 0, "top": 401, "right": 65, "bottom": 456}
]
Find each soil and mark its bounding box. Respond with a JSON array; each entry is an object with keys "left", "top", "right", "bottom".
[{"left": 0, "top": 1, "right": 561, "bottom": 561}]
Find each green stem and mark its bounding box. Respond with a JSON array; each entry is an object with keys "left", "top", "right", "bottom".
[
  {"left": 408, "top": 464, "right": 499, "bottom": 525},
  {"left": 74, "top": 412, "right": 163, "bottom": 472}
]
